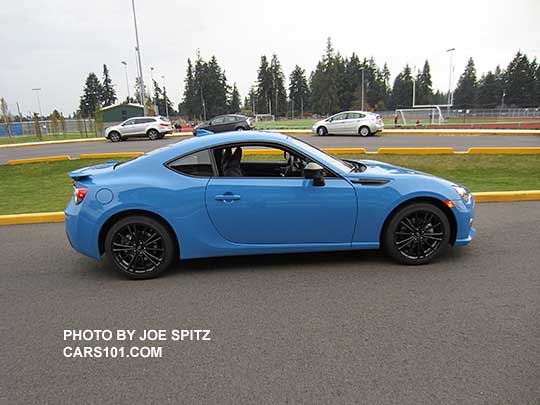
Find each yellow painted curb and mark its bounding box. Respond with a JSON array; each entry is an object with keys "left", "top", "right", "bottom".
[
  {"left": 472, "top": 190, "right": 540, "bottom": 202},
  {"left": 377, "top": 147, "right": 455, "bottom": 155},
  {"left": 467, "top": 147, "right": 540, "bottom": 154},
  {"left": 7, "top": 155, "right": 72, "bottom": 165},
  {"left": 0, "top": 212, "right": 64, "bottom": 225},
  {"left": 324, "top": 148, "right": 367, "bottom": 154},
  {"left": 79, "top": 152, "right": 144, "bottom": 159}
]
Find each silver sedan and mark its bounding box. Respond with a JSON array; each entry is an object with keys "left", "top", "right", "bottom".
[{"left": 312, "top": 111, "right": 384, "bottom": 136}]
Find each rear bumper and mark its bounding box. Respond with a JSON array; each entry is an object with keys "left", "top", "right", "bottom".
[{"left": 65, "top": 199, "right": 101, "bottom": 260}]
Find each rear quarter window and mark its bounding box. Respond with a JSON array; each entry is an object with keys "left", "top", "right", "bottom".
[{"left": 167, "top": 150, "right": 214, "bottom": 177}]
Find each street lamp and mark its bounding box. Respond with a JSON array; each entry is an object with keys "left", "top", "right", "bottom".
[
  {"left": 121, "top": 61, "right": 130, "bottom": 101},
  {"left": 131, "top": 0, "right": 147, "bottom": 115},
  {"left": 359, "top": 67, "right": 365, "bottom": 111},
  {"left": 32, "top": 88, "right": 43, "bottom": 117},
  {"left": 162, "top": 75, "right": 169, "bottom": 119},
  {"left": 446, "top": 48, "right": 456, "bottom": 106},
  {"left": 150, "top": 67, "right": 158, "bottom": 114}
]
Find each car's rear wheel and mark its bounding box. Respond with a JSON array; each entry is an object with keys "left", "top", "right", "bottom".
[
  {"left": 157, "top": 133, "right": 165, "bottom": 139},
  {"left": 236, "top": 127, "right": 244, "bottom": 131},
  {"left": 317, "top": 126, "right": 328, "bottom": 136},
  {"left": 383, "top": 203, "right": 450, "bottom": 265},
  {"left": 105, "top": 216, "right": 176, "bottom": 279},
  {"left": 148, "top": 129, "right": 160, "bottom": 140},
  {"left": 109, "top": 131, "right": 121, "bottom": 142},
  {"left": 359, "top": 126, "right": 371, "bottom": 137}
]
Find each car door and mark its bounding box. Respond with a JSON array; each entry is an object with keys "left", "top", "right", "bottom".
[
  {"left": 205, "top": 143, "right": 357, "bottom": 245},
  {"left": 343, "top": 112, "right": 361, "bottom": 134},
  {"left": 209, "top": 117, "right": 227, "bottom": 133},
  {"left": 119, "top": 119, "right": 137, "bottom": 136},
  {"left": 133, "top": 118, "right": 153, "bottom": 135},
  {"left": 327, "top": 113, "right": 348, "bottom": 134}
]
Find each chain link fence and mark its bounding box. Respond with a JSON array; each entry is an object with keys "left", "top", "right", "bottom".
[{"left": 0, "top": 118, "right": 100, "bottom": 138}]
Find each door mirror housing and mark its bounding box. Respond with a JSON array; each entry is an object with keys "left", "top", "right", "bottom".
[{"left": 304, "top": 162, "right": 325, "bottom": 186}]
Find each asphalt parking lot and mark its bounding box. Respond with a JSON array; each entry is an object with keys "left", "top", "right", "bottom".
[
  {"left": 1, "top": 133, "right": 539, "bottom": 163},
  {"left": 1, "top": 202, "right": 539, "bottom": 403}
]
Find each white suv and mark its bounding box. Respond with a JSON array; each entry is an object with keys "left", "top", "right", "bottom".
[
  {"left": 105, "top": 116, "right": 173, "bottom": 142},
  {"left": 312, "top": 111, "right": 384, "bottom": 136}
]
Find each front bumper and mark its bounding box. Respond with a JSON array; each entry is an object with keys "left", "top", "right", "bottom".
[{"left": 452, "top": 196, "right": 475, "bottom": 246}]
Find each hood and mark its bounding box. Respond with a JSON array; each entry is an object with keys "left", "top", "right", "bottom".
[{"left": 357, "top": 159, "right": 429, "bottom": 176}]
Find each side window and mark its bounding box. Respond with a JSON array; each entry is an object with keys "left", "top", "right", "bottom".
[
  {"left": 168, "top": 150, "right": 214, "bottom": 177},
  {"left": 333, "top": 113, "right": 346, "bottom": 121},
  {"left": 347, "top": 113, "right": 360, "bottom": 120},
  {"left": 358, "top": 113, "right": 366, "bottom": 119},
  {"left": 225, "top": 116, "right": 238, "bottom": 123},
  {"left": 123, "top": 119, "right": 135, "bottom": 126},
  {"left": 211, "top": 117, "right": 225, "bottom": 125}
]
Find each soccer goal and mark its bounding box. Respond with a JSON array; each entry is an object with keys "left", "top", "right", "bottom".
[{"left": 395, "top": 106, "right": 446, "bottom": 126}]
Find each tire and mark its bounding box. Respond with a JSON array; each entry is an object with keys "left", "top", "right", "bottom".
[
  {"left": 157, "top": 133, "right": 165, "bottom": 139},
  {"left": 359, "top": 126, "right": 371, "bottom": 137},
  {"left": 109, "top": 131, "right": 121, "bottom": 142},
  {"left": 147, "top": 129, "right": 160, "bottom": 140},
  {"left": 317, "top": 126, "right": 328, "bottom": 136},
  {"left": 105, "top": 215, "right": 177, "bottom": 279},
  {"left": 236, "top": 127, "right": 244, "bottom": 131},
  {"left": 120, "top": 136, "right": 127, "bottom": 141},
  {"left": 383, "top": 203, "right": 450, "bottom": 265}
]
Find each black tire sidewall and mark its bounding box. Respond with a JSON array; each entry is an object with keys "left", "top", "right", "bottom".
[
  {"left": 317, "top": 126, "right": 327, "bottom": 136},
  {"left": 383, "top": 203, "right": 450, "bottom": 265},
  {"left": 109, "top": 132, "right": 121, "bottom": 142},
  {"left": 359, "top": 126, "right": 370, "bottom": 137},
  {"left": 105, "top": 215, "right": 176, "bottom": 279},
  {"left": 148, "top": 130, "right": 159, "bottom": 140}
]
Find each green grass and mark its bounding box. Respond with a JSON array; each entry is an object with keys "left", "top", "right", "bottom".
[
  {"left": 0, "top": 155, "right": 539, "bottom": 215},
  {"left": 0, "top": 133, "right": 98, "bottom": 145}
]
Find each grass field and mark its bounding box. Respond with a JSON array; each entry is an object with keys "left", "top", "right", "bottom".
[
  {"left": 0, "top": 132, "right": 97, "bottom": 145},
  {"left": 1, "top": 155, "right": 539, "bottom": 215}
]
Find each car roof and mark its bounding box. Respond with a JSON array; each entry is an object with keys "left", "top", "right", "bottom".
[{"left": 141, "top": 131, "right": 291, "bottom": 162}]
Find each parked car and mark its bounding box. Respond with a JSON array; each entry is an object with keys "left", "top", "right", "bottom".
[
  {"left": 193, "top": 114, "right": 254, "bottom": 135},
  {"left": 312, "top": 111, "right": 384, "bottom": 136},
  {"left": 65, "top": 131, "right": 475, "bottom": 279},
  {"left": 105, "top": 116, "right": 173, "bottom": 142}
]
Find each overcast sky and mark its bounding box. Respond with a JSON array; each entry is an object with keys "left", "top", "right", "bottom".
[{"left": 1, "top": 0, "right": 539, "bottom": 116}]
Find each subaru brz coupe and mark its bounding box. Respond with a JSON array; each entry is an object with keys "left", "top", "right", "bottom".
[{"left": 65, "top": 131, "right": 475, "bottom": 279}]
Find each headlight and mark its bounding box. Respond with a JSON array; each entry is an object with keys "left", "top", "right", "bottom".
[{"left": 452, "top": 185, "right": 471, "bottom": 203}]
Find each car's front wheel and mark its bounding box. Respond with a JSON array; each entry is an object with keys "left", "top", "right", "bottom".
[
  {"left": 105, "top": 215, "right": 177, "bottom": 279},
  {"left": 109, "top": 131, "right": 121, "bottom": 142},
  {"left": 383, "top": 203, "right": 450, "bottom": 265},
  {"left": 317, "top": 126, "right": 328, "bottom": 136},
  {"left": 147, "top": 129, "right": 160, "bottom": 140}
]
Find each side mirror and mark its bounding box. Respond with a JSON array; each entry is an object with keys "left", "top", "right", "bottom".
[{"left": 304, "top": 162, "right": 325, "bottom": 187}]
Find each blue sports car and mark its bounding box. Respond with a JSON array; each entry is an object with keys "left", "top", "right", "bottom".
[{"left": 65, "top": 131, "right": 475, "bottom": 279}]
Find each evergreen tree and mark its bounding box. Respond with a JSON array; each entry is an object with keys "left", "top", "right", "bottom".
[
  {"left": 153, "top": 79, "right": 175, "bottom": 116},
  {"left": 269, "top": 54, "right": 287, "bottom": 116},
  {"left": 416, "top": 60, "right": 433, "bottom": 105},
  {"left": 100, "top": 64, "right": 117, "bottom": 107},
  {"left": 255, "top": 55, "right": 273, "bottom": 114},
  {"left": 389, "top": 65, "right": 414, "bottom": 109},
  {"left": 454, "top": 57, "right": 478, "bottom": 108},
  {"left": 310, "top": 37, "right": 339, "bottom": 115},
  {"left": 180, "top": 58, "right": 198, "bottom": 118},
  {"left": 229, "top": 83, "right": 241, "bottom": 113},
  {"left": 288, "top": 65, "right": 310, "bottom": 117},
  {"left": 79, "top": 72, "right": 103, "bottom": 118},
  {"left": 504, "top": 51, "right": 537, "bottom": 107},
  {"left": 477, "top": 67, "right": 504, "bottom": 108}
]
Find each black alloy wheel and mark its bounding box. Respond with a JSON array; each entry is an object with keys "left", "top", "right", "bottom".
[
  {"left": 105, "top": 216, "right": 176, "bottom": 279},
  {"left": 384, "top": 203, "right": 450, "bottom": 265}
]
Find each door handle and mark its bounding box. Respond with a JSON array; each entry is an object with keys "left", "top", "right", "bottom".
[{"left": 215, "top": 193, "right": 241, "bottom": 202}]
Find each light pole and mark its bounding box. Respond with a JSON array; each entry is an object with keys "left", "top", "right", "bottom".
[
  {"left": 32, "top": 88, "right": 43, "bottom": 117},
  {"left": 121, "top": 61, "right": 130, "bottom": 101},
  {"left": 150, "top": 67, "right": 158, "bottom": 114},
  {"left": 162, "top": 75, "right": 169, "bottom": 119},
  {"left": 131, "top": 0, "right": 147, "bottom": 115},
  {"left": 360, "top": 67, "right": 365, "bottom": 111},
  {"left": 446, "top": 48, "right": 456, "bottom": 106}
]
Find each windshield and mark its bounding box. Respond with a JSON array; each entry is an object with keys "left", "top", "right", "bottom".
[{"left": 287, "top": 136, "right": 354, "bottom": 173}]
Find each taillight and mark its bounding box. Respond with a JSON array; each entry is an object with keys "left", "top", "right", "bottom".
[
  {"left": 74, "top": 187, "right": 88, "bottom": 205},
  {"left": 160, "top": 123, "right": 169, "bottom": 127}
]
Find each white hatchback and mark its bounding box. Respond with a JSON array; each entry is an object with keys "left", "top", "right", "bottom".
[{"left": 312, "top": 111, "right": 384, "bottom": 136}]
